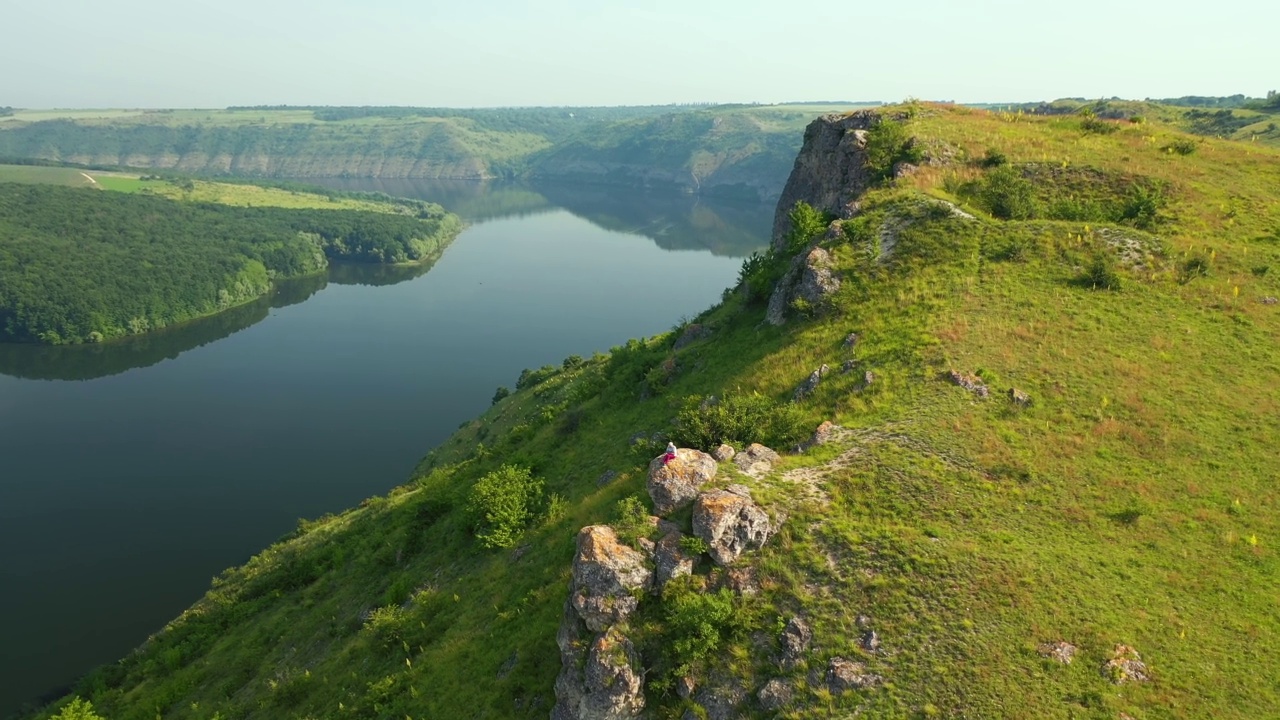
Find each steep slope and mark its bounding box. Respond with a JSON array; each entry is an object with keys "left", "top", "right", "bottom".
[{"left": 28, "top": 105, "right": 1280, "bottom": 720}]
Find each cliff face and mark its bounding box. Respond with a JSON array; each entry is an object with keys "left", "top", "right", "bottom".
[{"left": 769, "top": 111, "right": 882, "bottom": 247}]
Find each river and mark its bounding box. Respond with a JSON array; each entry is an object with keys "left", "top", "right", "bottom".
[{"left": 0, "top": 180, "right": 771, "bottom": 716}]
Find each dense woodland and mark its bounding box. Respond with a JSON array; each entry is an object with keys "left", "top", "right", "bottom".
[{"left": 0, "top": 184, "right": 459, "bottom": 344}]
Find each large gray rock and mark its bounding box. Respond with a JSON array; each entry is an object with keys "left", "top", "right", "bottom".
[
  {"left": 792, "top": 364, "right": 830, "bottom": 401},
  {"left": 648, "top": 448, "right": 718, "bottom": 515},
  {"left": 766, "top": 246, "right": 841, "bottom": 326},
  {"left": 772, "top": 111, "right": 886, "bottom": 247},
  {"left": 653, "top": 531, "right": 697, "bottom": 590},
  {"left": 826, "top": 657, "right": 884, "bottom": 693},
  {"left": 757, "top": 678, "right": 794, "bottom": 711},
  {"left": 570, "top": 526, "right": 653, "bottom": 631},
  {"left": 553, "top": 623, "right": 646, "bottom": 720},
  {"left": 692, "top": 488, "right": 775, "bottom": 566},
  {"left": 734, "top": 443, "right": 781, "bottom": 477}
]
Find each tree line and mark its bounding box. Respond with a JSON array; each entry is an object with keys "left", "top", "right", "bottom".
[{"left": 0, "top": 184, "right": 460, "bottom": 344}]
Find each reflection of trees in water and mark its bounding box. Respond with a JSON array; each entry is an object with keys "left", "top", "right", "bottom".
[
  {"left": 0, "top": 274, "right": 327, "bottom": 381},
  {"left": 327, "top": 256, "right": 441, "bottom": 287},
  {"left": 309, "top": 178, "right": 772, "bottom": 258},
  {"left": 310, "top": 178, "right": 554, "bottom": 223},
  {"left": 532, "top": 182, "right": 771, "bottom": 257}
]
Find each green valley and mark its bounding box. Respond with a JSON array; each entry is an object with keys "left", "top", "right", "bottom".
[{"left": 28, "top": 103, "right": 1280, "bottom": 720}]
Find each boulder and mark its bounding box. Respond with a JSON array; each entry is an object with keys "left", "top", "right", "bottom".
[
  {"left": 653, "top": 531, "right": 697, "bottom": 590},
  {"left": 811, "top": 420, "right": 839, "bottom": 447},
  {"left": 693, "top": 488, "right": 775, "bottom": 566},
  {"left": 734, "top": 443, "right": 781, "bottom": 477},
  {"left": 712, "top": 565, "right": 760, "bottom": 596},
  {"left": 779, "top": 617, "right": 812, "bottom": 670},
  {"left": 1038, "top": 641, "right": 1076, "bottom": 664},
  {"left": 826, "top": 657, "right": 884, "bottom": 693},
  {"left": 1104, "top": 644, "right": 1150, "bottom": 684},
  {"left": 860, "top": 629, "right": 881, "bottom": 653},
  {"left": 570, "top": 526, "right": 653, "bottom": 631},
  {"left": 690, "top": 676, "right": 748, "bottom": 720},
  {"left": 712, "top": 443, "right": 736, "bottom": 462},
  {"left": 648, "top": 449, "right": 718, "bottom": 515},
  {"left": 841, "top": 359, "right": 857, "bottom": 373},
  {"left": 792, "top": 364, "right": 830, "bottom": 401},
  {"left": 842, "top": 332, "right": 860, "bottom": 349},
  {"left": 1008, "top": 387, "right": 1031, "bottom": 406},
  {"left": 757, "top": 678, "right": 793, "bottom": 711},
  {"left": 948, "top": 369, "right": 989, "bottom": 398}
]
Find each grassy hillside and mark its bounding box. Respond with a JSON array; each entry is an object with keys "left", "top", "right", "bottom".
[{"left": 28, "top": 105, "right": 1280, "bottom": 720}]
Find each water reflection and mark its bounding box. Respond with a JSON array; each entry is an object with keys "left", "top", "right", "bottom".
[
  {"left": 312, "top": 179, "right": 772, "bottom": 257},
  {"left": 0, "top": 273, "right": 327, "bottom": 382}
]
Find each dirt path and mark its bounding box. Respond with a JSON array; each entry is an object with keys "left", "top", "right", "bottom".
[{"left": 80, "top": 172, "right": 98, "bottom": 186}]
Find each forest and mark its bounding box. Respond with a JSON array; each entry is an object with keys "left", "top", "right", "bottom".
[{"left": 0, "top": 183, "right": 460, "bottom": 344}]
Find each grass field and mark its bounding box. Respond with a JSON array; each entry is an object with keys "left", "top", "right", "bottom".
[{"left": 0, "top": 164, "right": 97, "bottom": 186}]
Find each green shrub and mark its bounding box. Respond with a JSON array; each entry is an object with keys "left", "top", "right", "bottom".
[
  {"left": 50, "top": 699, "right": 104, "bottom": 720},
  {"left": 1080, "top": 252, "right": 1123, "bottom": 290},
  {"left": 674, "top": 393, "right": 809, "bottom": 450},
  {"left": 491, "top": 386, "right": 510, "bottom": 405},
  {"left": 679, "top": 535, "right": 709, "bottom": 555},
  {"left": 613, "top": 495, "right": 652, "bottom": 547},
  {"left": 661, "top": 580, "right": 747, "bottom": 677},
  {"left": 1163, "top": 138, "right": 1199, "bottom": 155},
  {"left": 363, "top": 605, "right": 411, "bottom": 646},
  {"left": 516, "top": 365, "right": 557, "bottom": 390},
  {"left": 865, "top": 118, "right": 924, "bottom": 183},
  {"left": 1120, "top": 184, "right": 1166, "bottom": 230},
  {"left": 980, "top": 166, "right": 1037, "bottom": 220},
  {"left": 467, "top": 465, "right": 544, "bottom": 548},
  {"left": 1179, "top": 253, "right": 1212, "bottom": 283},
  {"left": 1080, "top": 117, "right": 1118, "bottom": 135},
  {"left": 979, "top": 148, "right": 1008, "bottom": 168}
]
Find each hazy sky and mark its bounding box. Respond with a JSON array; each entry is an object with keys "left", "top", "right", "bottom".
[{"left": 4, "top": 0, "right": 1276, "bottom": 108}]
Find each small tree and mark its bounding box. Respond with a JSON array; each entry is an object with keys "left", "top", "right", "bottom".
[
  {"left": 980, "top": 166, "right": 1037, "bottom": 220},
  {"left": 51, "top": 699, "right": 105, "bottom": 720},
  {"left": 467, "top": 465, "right": 544, "bottom": 548}
]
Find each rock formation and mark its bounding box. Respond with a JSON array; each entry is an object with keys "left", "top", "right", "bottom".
[
  {"left": 692, "top": 487, "right": 775, "bottom": 566},
  {"left": 570, "top": 526, "right": 652, "bottom": 631},
  {"left": 647, "top": 448, "right": 718, "bottom": 515},
  {"left": 733, "top": 443, "right": 781, "bottom": 477}
]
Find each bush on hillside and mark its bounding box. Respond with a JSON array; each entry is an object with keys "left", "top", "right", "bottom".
[
  {"left": 659, "top": 579, "right": 750, "bottom": 680},
  {"left": 738, "top": 201, "right": 831, "bottom": 303},
  {"left": 980, "top": 166, "right": 1037, "bottom": 220},
  {"left": 50, "top": 699, "right": 104, "bottom": 720},
  {"left": 1079, "top": 252, "right": 1123, "bottom": 290},
  {"left": 674, "top": 393, "right": 809, "bottom": 450},
  {"left": 1163, "top": 138, "right": 1199, "bottom": 156},
  {"left": 865, "top": 118, "right": 925, "bottom": 183},
  {"left": 467, "top": 465, "right": 544, "bottom": 549}
]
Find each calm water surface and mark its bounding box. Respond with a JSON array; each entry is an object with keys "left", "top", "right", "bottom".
[{"left": 0, "top": 182, "right": 770, "bottom": 715}]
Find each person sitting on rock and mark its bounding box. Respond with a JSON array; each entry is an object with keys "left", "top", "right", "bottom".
[{"left": 663, "top": 442, "right": 677, "bottom": 465}]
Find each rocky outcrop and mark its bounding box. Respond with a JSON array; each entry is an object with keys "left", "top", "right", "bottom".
[
  {"left": 570, "top": 526, "right": 652, "bottom": 631},
  {"left": 673, "top": 323, "right": 712, "bottom": 350},
  {"left": 779, "top": 617, "right": 812, "bottom": 670},
  {"left": 734, "top": 443, "right": 781, "bottom": 477},
  {"left": 772, "top": 111, "right": 886, "bottom": 246},
  {"left": 826, "top": 657, "right": 884, "bottom": 692},
  {"left": 1104, "top": 645, "right": 1150, "bottom": 684},
  {"left": 693, "top": 487, "right": 775, "bottom": 566},
  {"left": 653, "top": 531, "right": 697, "bottom": 589},
  {"left": 757, "top": 678, "right": 794, "bottom": 711},
  {"left": 648, "top": 449, "right": 718, "bottom": 515},
  {"left": 1038, "top": 641, "right": 1076, "bottom": 664},
  {"left": 766, "top": 246, "right": 841, "bottom": 325},
  {"left": 948, "top": 370, "right": 990, "bottom": 398},
  {"left": 553, "top": 619, "right": 646, "bottom": 720},
  {"left": 712, "top": 444, "right": 736, "bottom": 461},
  {"left": 792, "top": 364, "right": 830, "bottom": 401}
]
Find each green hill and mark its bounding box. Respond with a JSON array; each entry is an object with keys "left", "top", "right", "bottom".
[
  {"left": 0, "top": 105, "right": 873, "bottom": 201},
  {"left": 27, "top": 104, "right": 1280, "bottom": 720}
]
